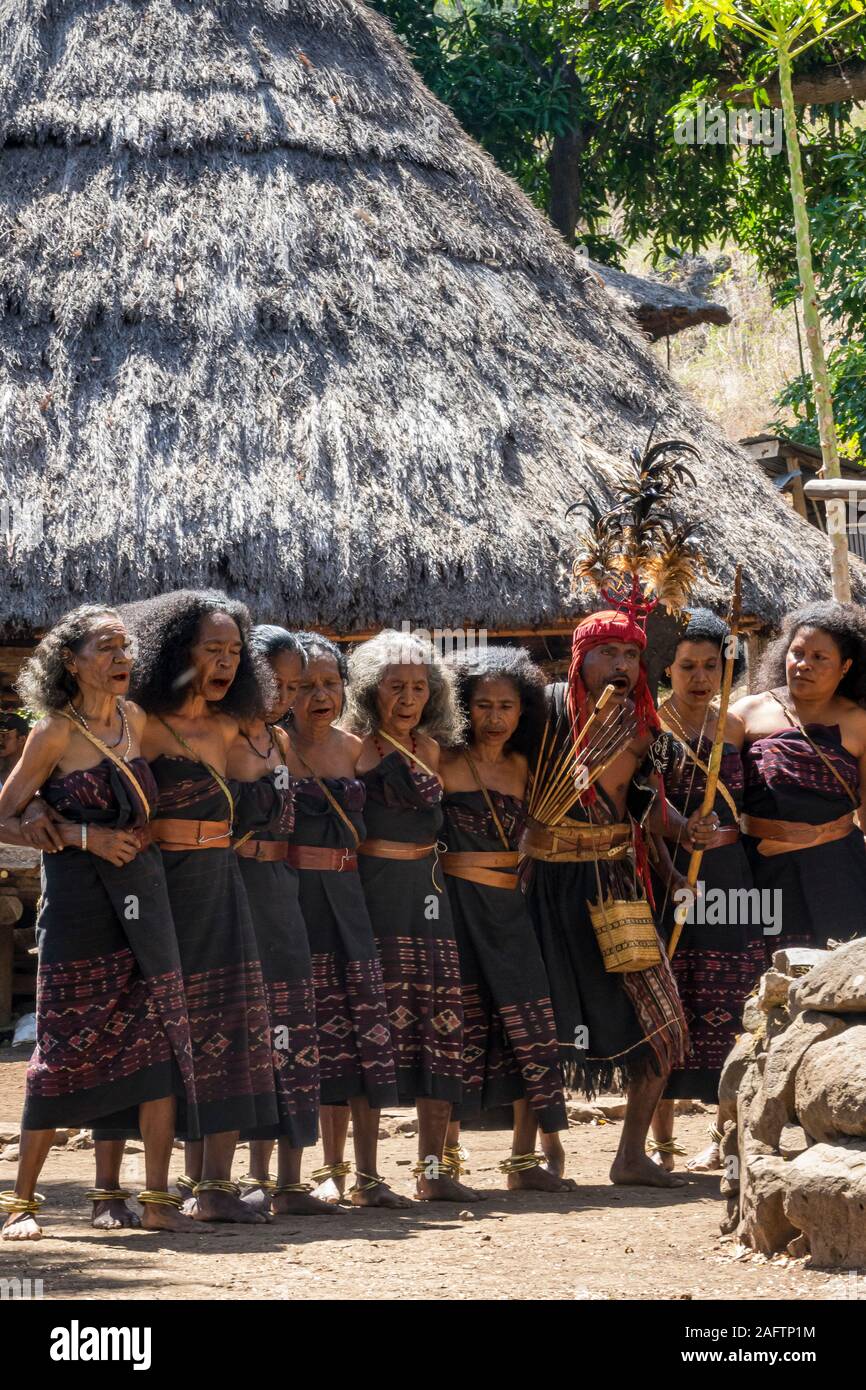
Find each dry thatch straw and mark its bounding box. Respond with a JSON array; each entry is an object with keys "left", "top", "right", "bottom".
[{"left": 0, "top": 0, "right": 862, "bottom": 638}]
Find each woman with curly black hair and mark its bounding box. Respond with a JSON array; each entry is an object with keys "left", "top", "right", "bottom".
[
  {"left": 122, "top": 590, "right": 288, "bottom": 1225},
  {"left": 344, "top": 630, "right": 483, "bottom": 1203},
  {"left": 731, "top": 601, "right": 866, "bottom": 948},
  {"left": 649, "top": 610, "right": 765, "bottom": 1175},
  {"left": 0, "top": 606, "right": 198, "bottom": 1240},
  {"left": 439, "top": 647, "right": 571, "bottom": 1192}
]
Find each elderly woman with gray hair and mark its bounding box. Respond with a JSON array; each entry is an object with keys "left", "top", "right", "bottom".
[{"left": 343, "top": 630, "right": 483, "bottom": 1203}]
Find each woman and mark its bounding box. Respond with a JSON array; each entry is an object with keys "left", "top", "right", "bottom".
[
  {"left": 0, "top": 606, "right": 197, "bottom": 1240},
  {"left": 732, "top": 601, "right": 866, "bottom": 949},
  {"left": 226, "top": 626, "right": 331, "bottom": 1216},
  {"left": 440, "top": 647, "right": 572, "bottom": 1192},
  {"left": 345, "top": 630, "right": 482, "bottom": 1203},
  {"left": 649, "top": 610, "right": 766, "bottom": 1173},
  {"left": 283, "top": 632, "right": 407, "bottom": 1209},
  {"left": 125, "top": 590, "right": 286, "bottom": 1225}
]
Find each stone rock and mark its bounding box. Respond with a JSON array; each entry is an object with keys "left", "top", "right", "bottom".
[
  {"left": 673, "top": 1099, "right": 707, "bottom": 1115},
  {"left": 789, "top": 936, "right": 866, "bottom": 1014},
  {"left": 765, "top": 1007, "right": 789, "bottom": 1041},
  {"left": 66, "top": 1131, "right": 94, "bottom": 1151},
  {"left": 592, "top": 1097, "right": 627, "bottom": 1119},
  {"left": 783, "top": 1141, "right": 866, "bottom": 1268},
  {"left": 720, "top": 1196, "right": 739, "bottom": 1235},
  {"left": 50, "top": 1131, "right": 68, "bottom": 1148},
  {"left": 737, "top": 1151, "right": 797, "bottom": 1257},
  {"left": 742, "top": 996, "right": 763, "bottom": 1033},
  {"left": 758, "top": 969, "right": 793, "bottom": 1010},
  {"left": 795, "top": 1025, "right": 866, "bottom": 1143},
  {"left": 719, "top": 1032, "right": 756, "bottom": 1106},
  {"left": 566, "top": 1101, "right": 606, "bottom": 1124},
  {"left": 750, "top": 1010, "right": 847, "bottom": 1149},
  {"left": 779, "top": 1124, "right": 809, "bottom": 1160},
  {"left": 787, "top": 1233, "right": 810, "bottom": 1259},
  {"left": 719, "top": 1120, "right": 739, "bottom": 1196},
  {"left": 736, "top": 1055, "right": 798, "bottom": 1256},
  {"left": 0, "top": 1127, "right": 20, "bottom": 1145},
  {"left": 394, "top": 1117, "right": 419, "bottom": 1136},
  {"left": 773, "top": 947, "right": 830, "bottom": 976},
  {"left": 1, "top": 1143, "right": 20, "bottom": 1161}
]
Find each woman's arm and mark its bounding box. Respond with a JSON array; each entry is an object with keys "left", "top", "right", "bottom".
[{"left": 0, "top": 719, "right": 74, "bottom": 851}]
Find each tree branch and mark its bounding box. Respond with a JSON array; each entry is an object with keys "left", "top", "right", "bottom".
[{"left": 721, "top": 58, "right": 866, "bottom": 106}]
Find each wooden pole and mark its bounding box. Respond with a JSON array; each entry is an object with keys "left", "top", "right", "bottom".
[{"left": 668, "top": 566, "right": 743, "bottom": 959}]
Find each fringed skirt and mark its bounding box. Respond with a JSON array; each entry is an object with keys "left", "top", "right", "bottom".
[{"left": 527, "top": 858, "right": 687, "bottom": 1096}]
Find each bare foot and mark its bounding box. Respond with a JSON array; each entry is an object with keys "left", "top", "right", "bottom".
[
  {"left": 140, "top": 1203, "right": 199, "bottom": 1233},
  {"left": 190, "top": 1190, "right": 269, "bottom": 1224},
  {"left": 416, "top": 1174, "right": 486, "bottom": 1203},
  {"left": 91, "top": 1199, "right": 141, "bottom": 1230},
  {"left": 2, "top": 1211, "right": 42, "bottom": 1241},
  {"left": 239, "top": 1183, "right": 273, "bottom": 1217},
  {"left": 650, "top": 1148, "right": 676, "bottom": 1172},
  {"left": 507, "top": 1167, "right": 577, "bottom": 1193},
  {"left": 686, "top": 1142, "right": 722, "bottom": 1173},
  {"left": 272, "top": 1190, "right": 346, "bottom": 1217},
  {"left": 610, "top": 1154, "right": 688, "bottom": 1188},
  {"left": 310, "top": 1177, "right": 347, "bottom": 1206},
  {"left": 539, "top": 1135, "right": 567, "bottom": 1178},
  {"left": 350, "top": 1179, "right": 413, "bottom": 1209}
]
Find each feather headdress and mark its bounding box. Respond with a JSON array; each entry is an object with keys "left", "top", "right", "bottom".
[{"left": 568, "top": 431, "right": 706, "bottom": 626}]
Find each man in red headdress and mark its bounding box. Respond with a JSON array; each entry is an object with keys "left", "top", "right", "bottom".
[{"left": 522, "top": 608, "right": 720, "bottom": 1189}]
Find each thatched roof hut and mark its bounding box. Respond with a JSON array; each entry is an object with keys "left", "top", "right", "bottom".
[
  {"left": 589, "top": 261, "right": 731, "bottom": 341},
  {"left": 1, "top": 0, "right": 862, "bottom": 643}
]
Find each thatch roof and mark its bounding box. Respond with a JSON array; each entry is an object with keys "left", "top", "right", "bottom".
[
  {"left": 0, "top": 0, "right": 862, "bottom": 638},
  {"left": 589, "top": 261, "right": 732, "bottom": 340}
]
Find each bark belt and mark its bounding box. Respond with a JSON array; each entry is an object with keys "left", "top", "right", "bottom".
[
  {"left": 441, "top": 850, "right": 519, "bottom": 890},
  {"left": 357, "top": 839, "right": 437, "bottom": 861},
  {"left": 741, "top": 811, "right": 855, "bottom": 858},
  {"left": 520, "top": 818, "right": 632, "bottom": 863},
  {"left": 150, "top": 818, "right": 232, "bottom": 851},
  {"left": 234, "top": 839, "right": 290, "bottom": 862},
  {"left": 284, "top": 845, "right": 358, "bottom": 872}
]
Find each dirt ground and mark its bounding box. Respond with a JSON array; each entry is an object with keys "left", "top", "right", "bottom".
[{"left": 0, "top": 1045, "right": 859, "bottom": 1302}]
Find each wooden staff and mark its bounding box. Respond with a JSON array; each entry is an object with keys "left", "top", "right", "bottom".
[{"left": 668, "top": 566, "right": 743, "bottom": 960}]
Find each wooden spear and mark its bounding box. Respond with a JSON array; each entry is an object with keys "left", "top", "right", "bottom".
[{"left": 667, "top": 566, "right": 743, "bottom": 960}]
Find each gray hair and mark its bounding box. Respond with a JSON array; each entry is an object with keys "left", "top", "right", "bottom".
[{"left": 343, "top": 629, "right": 465, "bottom": 744}]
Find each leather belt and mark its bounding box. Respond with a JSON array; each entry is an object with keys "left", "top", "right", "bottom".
[
  {"left": 441, "top": 850, "right": 519, "bottom": 891},
  {"left": 150, "top": 818, "right": 232, "bottom": 851},
  {"left": 741, "top": 811, "right": 856, "bottom": 858},
  {"left": 357, "top": 839, "right": 437, "bottom": 861},
  {"left": 284, "top": 845, "right": 359, "bottom": 872},
  {"left": 520, "top": 818, "right": 632, "bottom": 863},
  {"left": 235, "top": 839, "right": 290, "bottom": 862}
]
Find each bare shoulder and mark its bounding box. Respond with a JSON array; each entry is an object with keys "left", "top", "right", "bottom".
[
  {"left": 215, "top": 711, "right": 240, "bottom": 747},
  {"left": 339, "top": 729, "right": 365, "bottom": 756},
  {"left": 724, "top": 711, "right": 746, "bottom": 749},
  {"left": 509, "top": 750, "right": 529, "bottom": 778},
  {"left": 29, "top": 713, "right": 72, "bottom": 754},
  {"left": 730, "top": 691, "right": 767, "bottom": 719},
  {"left": 415, "top": 732, "right": 441, "bottom": 768},
  {"left": 123, "top": 701, "right": 148, "bottom": 737}
]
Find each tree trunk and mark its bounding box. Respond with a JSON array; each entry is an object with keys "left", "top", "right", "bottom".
[
  {"left": 547, "top": 56, "right": 586, "bottom": 245},
  {"left": 777, "top": 45, "right": 851, "bottom": 603},
  {"left": 548, "top": 126, "right": 584, "bottom": 244}
]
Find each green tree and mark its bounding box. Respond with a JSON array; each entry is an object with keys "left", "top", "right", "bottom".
[{"left": 666, "top": 0, "right": 865, "bottom": 600}]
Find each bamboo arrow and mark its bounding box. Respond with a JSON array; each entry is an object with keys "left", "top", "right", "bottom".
[{"left": 668, "top": 566, "right": 743, "bottom": 960}]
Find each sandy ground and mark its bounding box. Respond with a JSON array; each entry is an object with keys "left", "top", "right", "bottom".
[{"left": 0, "top": 1045, "right": 860, "bottom": 1302}]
